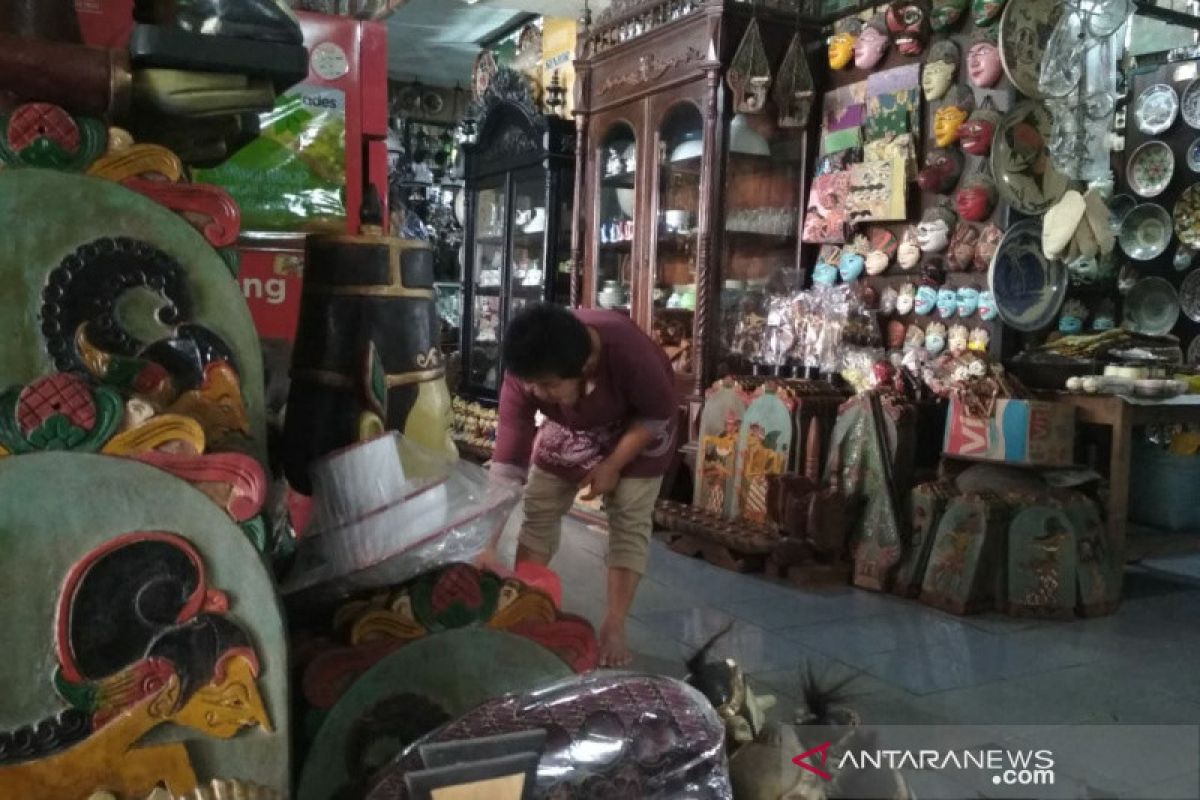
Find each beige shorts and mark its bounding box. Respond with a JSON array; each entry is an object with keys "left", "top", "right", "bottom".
[{"left": 518, "top": 464, "right": 663, "bottom": 575}]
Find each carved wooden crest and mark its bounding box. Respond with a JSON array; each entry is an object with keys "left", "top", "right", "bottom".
[{"left": 727, "top": 19, "right": 772, "bottom": 115}]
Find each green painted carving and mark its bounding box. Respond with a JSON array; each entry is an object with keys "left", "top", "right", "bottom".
[
  {"left": 0, "top": 374, "right": 122, "bottom": 454},
  {"left": 0, "top": 169, "right": 266, "bottom": 464},
  {"left": 0, "top": 453, "right": 289, "bottom": 793}
]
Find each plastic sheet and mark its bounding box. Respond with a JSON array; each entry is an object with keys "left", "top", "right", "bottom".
[
  {"left": 280, "top": 433, "right": 520, "bottom": 602},
  {"left": 364, "top": 672, "right": 733, "bottom": 800}
]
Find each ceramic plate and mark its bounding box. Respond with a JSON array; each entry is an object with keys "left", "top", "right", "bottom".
[
  {"left": 991, "top": 100, "right": 1070, "bottom": 215},
  {"left": 1127, "top": 140, "right": 1175, "bottom": 198},
  {"left": 987, "top": 218, "right": 1068, "bottom": 332},
  {"left": 1180, "top": 269, "right": 1200, "bottom": 322},
  {"left": 999, "top": 0, "right": 1065, "bottom": 99},
  {"left": 1125, "top": 276, "right": 1180, "bottom": 335},
  {"left": 1183, "top": 79, "right": 1200, "bottom": 129},
  {"left": 1134, "top": 84, "right": 1180, "bottom": 135},
  {"left": 1120, "top": 203, "right": 1173, "bottom": 261},
  {"left": 1174, "top": 184, "right": 1200, "bottom": 249},
  {"left": 1189, "top": 139, "right": 1200, "bottom": 173}
]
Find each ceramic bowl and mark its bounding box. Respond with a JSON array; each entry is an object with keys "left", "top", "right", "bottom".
[
  {"left": 1189, "top": 139, "right": 1200, "bottom": 173},
  {"left": 1183, "top": 79, "right": 1200, "bottom": 129},
  {"left": 1134, "top": 378, "right": 1186, "bottom": 399},
  {"left": 987, "top": 218, "right": 1068, "bottom": 332},
  {"left": 1174, "top": 183, "right": 1200, "bottom": 249},
  {"left": 1119, "top": 203, "right": 1173, "bottom": 261},
  {"left": 1134, "top": 83, "right": 1179, "bottom": 135},
  {"left": 1125, "top": 276, "right": 1180, "bottom": 335},
  {"left": 1127, "top": 140, "right": 1175, "bottom": 198},
  {"left": 1181, "top": 268, "right": 1200, "bottom": 322}
]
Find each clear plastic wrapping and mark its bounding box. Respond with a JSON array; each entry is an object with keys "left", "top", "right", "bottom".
[
  {"left": 364, "top": 672, "right": 733, "bottom": 799},
  {"left": 280, "top": 433, "right": 519, "bottom": 602}
]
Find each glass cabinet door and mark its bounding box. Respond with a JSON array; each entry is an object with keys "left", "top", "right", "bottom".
[
  {"left": 468, "top": 178, "right": 505, "bottom": 391},
  {"left": 508, "top": 168, "right": 546, "bottom": 321},
  {"left": 651, "top": 103, "right": 704, "bottom": 384},
  {"left": 720, "top": 113, "right": 805, "bottom": 370},
  {"left": 594, "top": 122, "right": 637, "bottom": 314}
]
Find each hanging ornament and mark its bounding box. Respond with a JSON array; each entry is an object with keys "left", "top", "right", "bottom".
[
  {"left": 775, "top": 32, "right": 815, "bottom": 128},
  {"left": 728, "top": 18, "right": 772, "bottom": 114}
]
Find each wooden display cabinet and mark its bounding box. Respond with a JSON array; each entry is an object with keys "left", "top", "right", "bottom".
[
  {"left": 460, "top": 70, "right": 575, "bottom": 401},
  {"left": 572, "top": 0, "right": 819, "bottom": 401}
]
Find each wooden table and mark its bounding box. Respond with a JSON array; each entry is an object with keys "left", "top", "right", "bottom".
[{"left": 1050, "top": 392, "right": 1200, "bottom": 562}]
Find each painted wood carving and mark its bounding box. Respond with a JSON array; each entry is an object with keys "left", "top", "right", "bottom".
[
  {"left": 894, "top": 481, "right": 957, "bottom": 598},
  {"left": 1059, "top": 493, "right": 1121, "bottom": 617},
  {"left": 920, "top": 491, "right": 1010, "bottom": 614},
  {"left": 0, "top": 103, "right": 107, "bottom": 171},
  {"left": 299, "top": 563, "right": 598, "bottom": 714},
  {"left": 283, "top": 225, "right": 455, "bottom": 494},
  {"left": 775, "top": 32, "right": 815, "bottom": 128},
  {"left": 86, "top": 143, "right": 185, "bottom": 183},
  {"left": 727, "top": 18, "right": 772, "bottom": 114},
  {"left": 731, "top": 383, "right": 794, "bottom": 522},
  {"left": 1006, "top": 497, "right": 1078, "bottom": 620},
  {"left": 121, "top": 179, "right": 243, "bottom": 248},
  {"left": 0, "top": 454, "right": 289, "bottom": 796},
  {"left": 297, "top": 629, "right": 572, "bottom": 800},
  {"left": 693, "top": 378, "right": 748, "bottom": 517},
  {"left": 0, "top": 170, "right": 266, "bottom": 463}
]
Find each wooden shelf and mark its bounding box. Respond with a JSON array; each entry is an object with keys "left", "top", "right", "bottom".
[
  {"left": 602, "top": 173, "right": 636, "bottom": 189},
  {"left": 599, "top": 240, "right": 633, "bottom": 252}
]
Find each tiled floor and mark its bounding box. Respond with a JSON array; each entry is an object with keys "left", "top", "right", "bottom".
[{"left": 500, "top": 514, "right": 1200, "bottom": 796}]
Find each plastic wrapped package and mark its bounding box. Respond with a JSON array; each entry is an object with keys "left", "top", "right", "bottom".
[
  {"left": 365, "top": 672, "right": 733, "bottom": 799},
  {"left": 280, "top": 432, "right": 520, "bottom": 602},
  {"left": 760, "top": 295, "right": 797, "bottom": 366}
]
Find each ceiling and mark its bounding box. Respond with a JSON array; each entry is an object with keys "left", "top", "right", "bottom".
[{"left": 385, "top": 0, "right": 609, "bottom": 87}]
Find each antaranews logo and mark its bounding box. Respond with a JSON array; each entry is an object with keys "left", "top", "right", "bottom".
[{"left": 794, "top": 744, "right": 1056, "bottom": 788}]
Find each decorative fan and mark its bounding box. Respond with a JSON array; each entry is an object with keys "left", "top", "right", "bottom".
[{"left": 727, "top": 18, "right": 772, "bottom": 115}]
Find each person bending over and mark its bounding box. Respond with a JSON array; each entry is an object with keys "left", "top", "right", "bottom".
[{"left": 491, "top": 303, "right": 678, "bottom": 666}]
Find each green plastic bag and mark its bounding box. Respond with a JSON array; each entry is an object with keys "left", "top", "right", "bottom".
[{"left": 196, "top": 84, "right": 347, "bottom": 232}]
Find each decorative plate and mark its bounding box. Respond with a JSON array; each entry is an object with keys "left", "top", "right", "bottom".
[
  {"left": 1189, "top": 335, "right": 1200, "bottom": 364},
  {"left": 1134, "top": 84, "right": 1180, "bottom": 135},
  {"left": 1127, "top": 140, "right": 1175, "bottom": 198},
  {"left": 999, "top": 0, "right": 1064, "bottom": 99},
  {"left": 987, "top": 218, "right": 1068, "bottom": 332},
  {"left": 1124, "top": 276, "right": 1180, "bottom": 335},
  {"left": 991, "top": 100, "right": 1070, "bottom": 215},
  {"left": 1188, "top": 139, "right": 1200, "bottom": 173},
  {"left": 1183, "top": 79, "right": 1200, "bottom": 129},
  {"left": 1180, "top": 268, "right": 1200, "bottom": 322},
  {"left": 1120, "top": 203, "right": 1173, "bottom": 261},
  {"left": 1174, "top": 184, "right": 1200, "bottom": 249}
]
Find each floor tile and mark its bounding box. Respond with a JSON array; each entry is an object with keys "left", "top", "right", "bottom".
[
  {"left": 629, "top": 577, "right": 705, "bottom": 616},
  {"left": 1141, "top": 771, "right": 1200, "bottom": 800},
  {"left": 636, "top": 606, "right": 739, "bottom": 648},
  {"left": 781, "top": 607, "right": 1000, "bottom": 662},
  {"left": 856, "top": 631, "right": 1095, "bottom": 696}
]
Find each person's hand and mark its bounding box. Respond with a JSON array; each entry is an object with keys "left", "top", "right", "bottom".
[{"left": 580, "top": 459, "right": 621, "bottom": 501}]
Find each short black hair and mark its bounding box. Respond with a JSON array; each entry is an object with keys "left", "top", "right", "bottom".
[{"left": 502, "top": 303, "right": 591, "bottom": 380}]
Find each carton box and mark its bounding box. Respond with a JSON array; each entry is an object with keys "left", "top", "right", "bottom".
[{"left": 943, "top": 396, "right": 1075, "bottom": 467}]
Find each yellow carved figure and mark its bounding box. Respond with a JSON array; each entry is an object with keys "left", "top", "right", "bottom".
[
  {"left": 0, "top": 655, "right": 269, "bottom": 800},
  {"left": 738, "top": 423, "right": 785, "bottom": 523}
]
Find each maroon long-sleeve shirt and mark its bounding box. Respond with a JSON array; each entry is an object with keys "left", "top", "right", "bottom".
[{"left": 491, "top": 309, "right": 678, "bottom": 484}]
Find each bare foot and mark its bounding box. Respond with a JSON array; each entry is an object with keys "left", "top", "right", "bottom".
[{"left": 598, "top": 618, "right": 632, "bottom": 667}]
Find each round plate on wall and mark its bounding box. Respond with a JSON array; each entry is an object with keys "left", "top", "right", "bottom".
[
  {"left": 999, "top": 0, "right": 1064, "bottom": 99},
  {"left": 988, "top": 218, "right": 1068, "bottom": 332},
  {"left": 991, "top": 100, "right": 1069, "bottom": 215}
]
